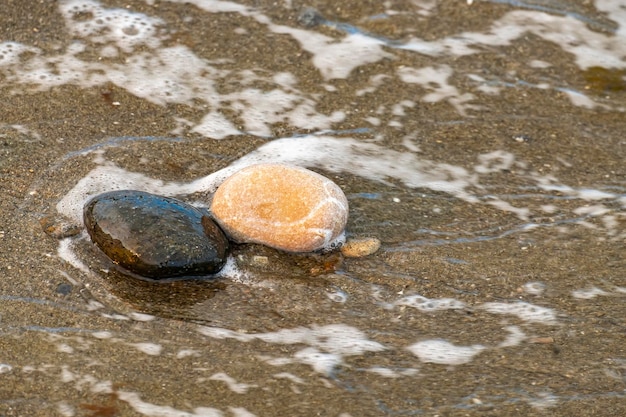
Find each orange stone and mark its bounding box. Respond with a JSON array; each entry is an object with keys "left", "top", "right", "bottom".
[{"left": 210, "top": 163, "right": 349, "bottom": 252}]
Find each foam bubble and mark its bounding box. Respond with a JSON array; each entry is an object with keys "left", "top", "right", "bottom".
[
  {"left": 406, "top": 339, "right": 485, "bottom": 365},
  {"left": 129, "top": 343, "right": 162, "bottom": 356},
  {"left": 572, "top": 287, "right": 610, "bottom": 299},
  {"left": 0, "top": 42, "right": 39, "bottom": 67},
  {"left": 293, "top": 348, "right": 343, "bottom": 375},
  {"left": 176, "top": 349, "right": 200, "bottom": 359},
  {"left": 480, "top": 301, "right": 557, "bottom": 325},
  {"left": 522, "top": 282, "right": 546, "bottom": 296},
  {"left": 92, "top": 331, "right": 113, "bottom": 339},
  {"left": 129, "top": 312, "right": 156, "bottom": 322},
  {"left": 59, "top": 0, "right": 165, "bottom": 53},
  {"left": 395, "top": 294, "right": 466, "bottom": 312}
]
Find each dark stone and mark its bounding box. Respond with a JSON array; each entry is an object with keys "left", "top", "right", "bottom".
[
  {"left": 56, "top": 283, "right": 72, "bottom": 295},
  {"left": 84, "top": 190, "right": 229, "bottom": 280}
]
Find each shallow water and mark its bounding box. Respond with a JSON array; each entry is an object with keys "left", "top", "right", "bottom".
[{"left": 1, "top": 0, "right": 625, "bottom": 416}]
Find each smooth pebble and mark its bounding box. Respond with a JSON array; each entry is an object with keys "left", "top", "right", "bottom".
[
  {"left": 211, "top": 163, "right": 348, "bottom": 252},
  {"left": 84, "top": 190, "right": 229, "bottom": 279}
]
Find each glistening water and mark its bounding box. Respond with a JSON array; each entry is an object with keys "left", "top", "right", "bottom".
[{"left": 0, "top": 0, "right": 624, "bottom": 416}]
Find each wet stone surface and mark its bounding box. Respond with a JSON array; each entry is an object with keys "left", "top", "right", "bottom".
[
  {"left": 84, "top": 190, "right": 229, "bottom": 280},
  {"left": 211, "top": 163, "right": 349, "bottom": 252}
]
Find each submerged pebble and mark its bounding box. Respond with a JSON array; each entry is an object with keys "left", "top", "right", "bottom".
[
  {"left": 341, "top": 237, "right": 381, "bottom": 258},
  {"left": 84, "top": 190, "right": 229, "bottom": 279},
  {"left": 211, "top": 163, "right": 349, "bottom": 253}
]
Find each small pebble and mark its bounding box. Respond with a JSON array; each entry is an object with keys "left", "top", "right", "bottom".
[
  {"left": 84, "top": 190, "right": 229, "bottom": 279},
  {"left": 40, "top": 216, "right": 82, "bottom": 239},
  {"left": 211, "top": 163, "right": 348, "bottom": 253},
  {"left": 340, "top": 237, "right": 381, "bottom": 258}
]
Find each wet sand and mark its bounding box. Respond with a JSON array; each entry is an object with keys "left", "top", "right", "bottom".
[{"left": 1, "top": 0, "right": 625, "bottom": 416}]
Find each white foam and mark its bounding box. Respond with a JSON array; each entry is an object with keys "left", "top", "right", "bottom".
[
  {"left": 192, "top": 112, "right": 240, "bottom": 140},
  {"left": 165, "top": 0, "right": 250, "bottom": 15},
  {"left": 406, "top": 339, "right": 485, "bottom": 365},
  {"left": 129, "top": 343, "right": 163, "bottom": 356},
  {"left": 58, "top": 236, "right": 91, "bottom": 274},
  {"left": 0, "top": 42, "right": 39, "bottom": 67},
  {"left": 561, "top": 89, "right": 598, "bottom": 109},
  {"left": 2, "top": 2, "right": 345, "bottom": 137},
  {"left": 265, "top": 26, "right": 393, "bottom": 80},
  {"left": 498, "top": 325, "right": 526, "bottom": 348},
  {"left": 224, "top": 87, "right": 345, "bottom": 136},
  {"left": 60, "top": 0, "right": 165, "bottom": 52},
  {"left": 62, "top": 364, "right": 253, "bottom": 416},
  {"left": 215, "top": 256, "right": 252, "bottom": 284},
  {"left": 356, "top": 74, "right": 390, "bottom": 96},
  {"left": 256, "top": 324, "right": 386, "bottom": 355},
  {"left": 116, "top": 391, "right": 225, "bottom": 417},
  {"left": 198, "top": 324, "right": 385, "bottom": 375},
  {"left": 176, "top": 349, "right": 200, "bottom": 359},
  {"left": 92, "top": 331, "right": 113, "bottom": 339},
  {"left": 397, "top": 65, "right": 480, "bottom": 115},
  {"left": 402, "top": 9, "right": 626, "bottom": 70},
  {"left": 522, "top": 282, "right": 546, "bottom": 296},
  {"left": 395, "top": 294, "right": 465, "bottom": 312},
  {"left": 272, "top": 372, "right": 305, "bottom": 384},
  {"left": 474, "top": 150, "right": 516, "bottom": 174},
  {"left": 480, "top": 301, "right": 558, "bottom": 325},
  {"left": 293, "top": 347, "right": 343, "bottom": 375},
  {"left": 197, "top": 326, "right": 254, "bottom": 342},
  {"left": 57, "top": 401, "right": 75, "bottom": 417},
  {"left": 366, "top": 367, "right": 419, "bottom": 378},
  {"left": 130, "top": 312, "right": 156, "bottom": 322},
  {"left": 572, "top": 287, "right": 610, "bottom": 299}
]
